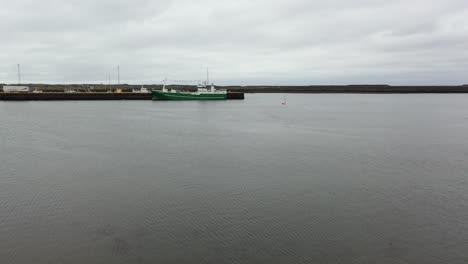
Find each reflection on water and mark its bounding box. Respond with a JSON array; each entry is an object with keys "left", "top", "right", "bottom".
[{"left": 1, "top": 94, "right": 468, "bottom": 263}]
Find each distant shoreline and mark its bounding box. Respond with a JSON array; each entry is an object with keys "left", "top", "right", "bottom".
[
  {"left": 226, "top": 85, "right": 468, "bottom": 93},
  {"left": 1, "top": 84, "right": 468, "bottom": 93}
]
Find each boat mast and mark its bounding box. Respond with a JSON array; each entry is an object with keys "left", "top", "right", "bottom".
[
  {"left": 117, "top": 65, "right": 120, "bottom": 85},
  {"left": 207, "top": 68, "right": 214, "bottom": 92},
  {"left": 162, "top": 77, "right": 167, "bottom": 92},
  {"left": 17, "top": 64, "right": 21, "bottom": 84},
  {"left": 108, "top": 74, "right": 112, "bottom": 91}
]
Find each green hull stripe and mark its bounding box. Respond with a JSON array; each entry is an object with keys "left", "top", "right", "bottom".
[{"left": 152, "top": 91, "right": 227, "bottom": 100}]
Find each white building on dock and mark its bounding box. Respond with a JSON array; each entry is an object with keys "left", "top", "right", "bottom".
[{"left": 2, "top": 85, "right": 31, "bottom": 92}]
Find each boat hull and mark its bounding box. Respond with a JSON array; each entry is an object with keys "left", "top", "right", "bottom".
[{"left": 152, "top": 91, "right": 227, "bottom": 100}]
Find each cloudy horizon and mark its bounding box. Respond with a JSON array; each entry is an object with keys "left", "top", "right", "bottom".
[{"left": 1, "top": 0, "right": 468, "bottom": 85}]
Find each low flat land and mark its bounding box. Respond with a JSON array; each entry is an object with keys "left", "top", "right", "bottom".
[
  {"left": 227, "top": 85, "right": 468, "bottom": 93},
  {"left": 2, "top": 84, "right": 468, "bottom": 93}
]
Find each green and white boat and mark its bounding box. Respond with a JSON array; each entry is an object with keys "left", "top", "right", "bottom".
[{"left": 152, "top": 81, "right": 227, "bottom": 101}]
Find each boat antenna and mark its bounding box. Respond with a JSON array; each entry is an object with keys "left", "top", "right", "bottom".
[
  {"left": 17, "top": 64, "right": 21, "bottom": 84},
  {"left": 206, "top": 68, "right": 209, "bottom": 86}
]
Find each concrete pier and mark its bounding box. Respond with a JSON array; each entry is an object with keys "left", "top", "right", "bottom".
[
  {"left": 0, "top": 92, "right": 151, "bottom": 101},
  {"left": 0, "top": 92, "right": 245, "bottom": 101}
]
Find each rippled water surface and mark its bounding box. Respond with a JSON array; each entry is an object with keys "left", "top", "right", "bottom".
[{"left": 1, "top": 94, "right": 468, "bottom": 263}]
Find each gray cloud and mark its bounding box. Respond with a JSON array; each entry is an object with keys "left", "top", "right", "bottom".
[{"left": 1, "top": 0, "right": 467, "bottom": 85}]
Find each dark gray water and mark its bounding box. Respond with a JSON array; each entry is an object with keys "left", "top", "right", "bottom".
[{"left": 1, "top": 94, "right": 468, "bottom": 264}]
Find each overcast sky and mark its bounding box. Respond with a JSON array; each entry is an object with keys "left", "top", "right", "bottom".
[{"left": 1, "top": 0, "right": 467, "bottom": 85}]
